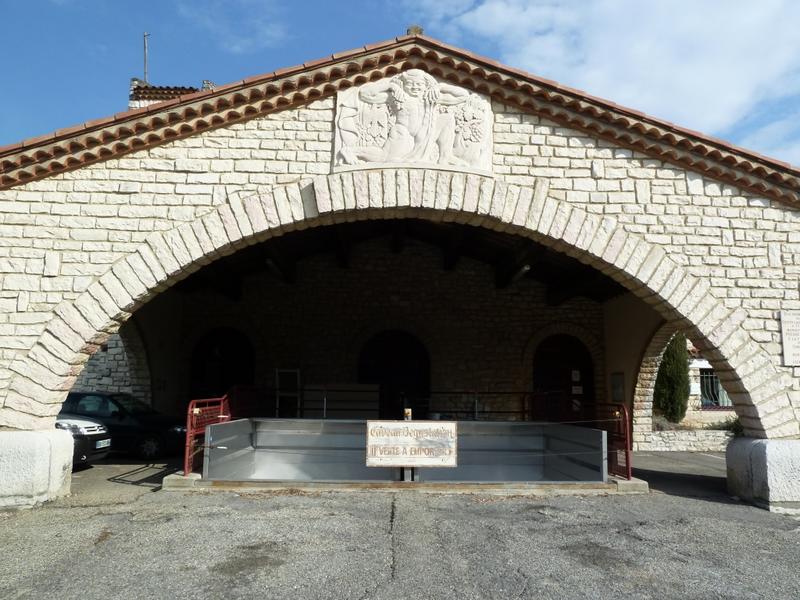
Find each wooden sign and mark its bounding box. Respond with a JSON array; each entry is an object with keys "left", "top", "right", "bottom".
[{"left": 366, "top": 421, "right": 457, "bottom": 468}]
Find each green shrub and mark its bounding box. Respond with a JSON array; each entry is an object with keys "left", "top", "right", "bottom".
[
  {"left": 708, "top": 416, "right": 743, "bottom": 435},
  {"left": 653, "top": 333, "right": 690, "bottom": 423}
]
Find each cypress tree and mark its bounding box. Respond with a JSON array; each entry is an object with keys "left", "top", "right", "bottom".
[{"left": 653, "top": 333, "right": 690, "bottom": 423}]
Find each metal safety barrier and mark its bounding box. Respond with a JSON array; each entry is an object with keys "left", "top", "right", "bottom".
[
  {"left": 183, "top": 396, "right": 231, "bottom": 475},
  {"left": 203, "top": 419, "right": 608, "bottom": 483},
  {"left": 184, "top": 387, "right": 632, "bottom": 480}
]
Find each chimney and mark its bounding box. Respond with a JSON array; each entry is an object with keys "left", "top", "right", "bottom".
[{"left": 127, "top": 77, "right": 201, "bottom": 111}]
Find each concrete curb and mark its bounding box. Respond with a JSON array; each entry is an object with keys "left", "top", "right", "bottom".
[{"left": 163, "top": 473, "right": 649, "bottom": 496}]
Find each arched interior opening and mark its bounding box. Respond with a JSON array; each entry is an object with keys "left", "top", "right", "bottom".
[
  {"left": 358, "top": 329, "right": 431, "bottom": 419},
  {"left": 532, "top": 334, "right": 595, "bottom": 421}
]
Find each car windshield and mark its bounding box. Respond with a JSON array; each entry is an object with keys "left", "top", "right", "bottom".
[{"left": 110, "top": 393, "right": 156, "bottom": 415}]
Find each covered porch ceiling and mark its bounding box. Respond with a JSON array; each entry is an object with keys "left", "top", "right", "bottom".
[{"left": 174, "top": 219, "right": 626, "bottom": 306}]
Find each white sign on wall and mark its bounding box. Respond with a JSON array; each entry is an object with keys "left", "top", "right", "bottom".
[
  {"left": 781, "top": 311, "right": 800, "bottom": 366},
  {"left": 366, "top": 421, "right": 457, "bottom": 468}
]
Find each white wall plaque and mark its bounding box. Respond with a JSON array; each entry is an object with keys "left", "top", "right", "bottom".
[
  {"left": 334, "top": 70, "right": 493, "bottom": 174},
  {"left": 366, "top": 420, "right": 457, "bottom": 468},
  {"left": 781, "top": 311, "right": 800, "bottom": 366}
]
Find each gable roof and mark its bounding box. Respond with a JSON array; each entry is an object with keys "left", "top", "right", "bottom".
[{"left": 1, "top": 34, "right": 798, "bottom": 204}]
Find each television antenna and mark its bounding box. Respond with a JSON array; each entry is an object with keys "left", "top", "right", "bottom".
[{"left": 143, "top": 32, "right": 150, "bottom": 83}]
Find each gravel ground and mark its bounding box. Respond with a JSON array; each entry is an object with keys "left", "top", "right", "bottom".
[{"left": 1, "top": 454, "right": 799, "bottom": 599}]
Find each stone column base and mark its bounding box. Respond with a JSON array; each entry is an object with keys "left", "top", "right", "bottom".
[
  {"left": 727, "top": 438, "right": 800, "bottom": 514},
  {"left": 0, "top": 430, "right": 73, "bottom": 508}
]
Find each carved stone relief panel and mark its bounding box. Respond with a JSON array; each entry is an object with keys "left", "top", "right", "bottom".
[{"left": 334, "top": 69, "right": 493, "bottom": 174}]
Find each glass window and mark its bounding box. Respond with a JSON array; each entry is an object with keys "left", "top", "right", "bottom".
[
  {"left": 110, "top": 393, "right": 154, "bottom": 415},
  {"left": 699, "top": 369, "right": 732, "bottom": 408},
  {"left": 74, "top": 395, "right": 115, "bottom": 417}
]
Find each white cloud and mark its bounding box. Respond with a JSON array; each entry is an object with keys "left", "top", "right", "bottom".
[
  {"left": 738, "top": 111, "right": 800, "bottom": 167},
  {"left": 406, "top": 0, "right": 800, "bottom": 163},
  {"left": 176, "top": 0, "right": 286, "bottom": 54}
]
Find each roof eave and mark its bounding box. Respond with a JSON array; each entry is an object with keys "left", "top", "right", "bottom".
[{"left": 1, "top": 34, "right": 797, "bottom": 203}]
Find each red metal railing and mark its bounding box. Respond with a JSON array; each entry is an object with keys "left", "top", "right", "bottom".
[
  {"left": 592, "top": 403, "right": 632, "bottom": 480},
  {"left": 183, "top": 396, "right": 231, "bottom": 475}
]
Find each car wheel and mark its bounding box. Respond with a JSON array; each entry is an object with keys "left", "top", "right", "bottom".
[{"left": 136, "top": 435, "right": 162, "bottom": 460}]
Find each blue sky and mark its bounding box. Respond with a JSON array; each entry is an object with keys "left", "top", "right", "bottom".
[{"left": 2, "top": 1, "right": 798, "bottom": 167}]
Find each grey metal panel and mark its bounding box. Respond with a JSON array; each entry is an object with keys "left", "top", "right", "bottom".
[
  {"left": 418, "top": 422, "right": 546, "bottom": 482},
  {"left": 206, "top": 419, "right": 398, "bottom": 482},
  {"left": 204, "top": 418, "right": 256, "bottom": 480},
  {"left": 543, "top": 425, "right": 607, "bottom": 483},
  {"left": 418, "top": 422, "right": 606, "bottom": 483}
]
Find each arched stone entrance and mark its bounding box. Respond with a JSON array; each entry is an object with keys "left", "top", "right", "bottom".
[
  {"left": 532, "top": 334, "right": 595, "bottom": 420},
  {"left": 523, "top": 323, "right": 605, "bottom": 405},
  {"left": 5, "top": 170, "right": 795, "bottom": 444},
  {"left": 3, "top": 168, "right": 798, "bottom": 509}
]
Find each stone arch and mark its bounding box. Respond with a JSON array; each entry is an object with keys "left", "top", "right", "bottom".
[
  {"left": 41, "top": 317, "right": 152, "bottom": 403},
  {"left": 3, "top": 168, "right": 797, "bottom": 439},
  {"left": 521, "top": 323, "right": 605, "bottom": 402},
  {"left": 630, "top": 322, "right": 679, "bottom": 450}
]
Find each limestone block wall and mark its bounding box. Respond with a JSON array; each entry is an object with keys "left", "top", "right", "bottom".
[
  {"left": 73, "top": 334, "right": 131, "bottom": 393},
  {"left": 72, "top": 323, "right": 151, "bottom": 404},
  {"left": 0, "top": 89, "right": 799, "bottom": 436},
  {"left": 0, "top": 98, "right": 334, "bottom": 417},
  {"left": 635, "top": 430, "right": 735, "bottom": 452},
  {"left": 490, "top": 104, "right": 800, "bottom": 371}
]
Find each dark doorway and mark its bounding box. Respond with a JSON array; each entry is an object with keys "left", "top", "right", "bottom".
[
  {"left": 189, "top": 328, "right": 255, "bottom": 399},
  {"left": 531, "top": 334, "right": 594, "bottom": 421},
  {"left": 358, "top": 330, "right": 431, "bottom": 419}
]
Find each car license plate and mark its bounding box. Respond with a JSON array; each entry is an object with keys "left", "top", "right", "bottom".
[{"left": 95, "top": 438, "right": 111, "bottom": 449}]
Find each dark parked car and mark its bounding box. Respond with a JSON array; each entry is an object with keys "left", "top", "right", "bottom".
[
  {"left": 60, "top": 392, "right": 186, "bottom": 459},
  {"left": 55, "top": 414, "right": 112, "bottom": 466}
]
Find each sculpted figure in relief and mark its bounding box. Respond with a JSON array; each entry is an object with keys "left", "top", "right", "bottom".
[{"left": 335, "top": 69, "right": 492, "bottom": 171}]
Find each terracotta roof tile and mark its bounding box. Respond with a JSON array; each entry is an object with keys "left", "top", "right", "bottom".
[
  {"left": 130, "top": 84, "right": 199, "bottom": 102},
  {"left": 331, "top": 46, "right": 368, "bottom": 60}
]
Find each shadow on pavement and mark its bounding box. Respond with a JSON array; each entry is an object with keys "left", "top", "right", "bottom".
[
  {"left": 102, "top": 456, "right": 182, "bottom": 491},
  {"left": 633, "top": 467, "right": 736, "bottom": 504}
]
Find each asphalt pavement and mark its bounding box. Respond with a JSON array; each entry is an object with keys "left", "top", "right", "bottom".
[{"left": 1, "top": 452, "right": 799, "bottom": 599}]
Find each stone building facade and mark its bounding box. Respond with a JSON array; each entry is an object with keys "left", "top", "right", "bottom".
[{"left": 1, "top": 34, "right": 799, "bottom": 509}]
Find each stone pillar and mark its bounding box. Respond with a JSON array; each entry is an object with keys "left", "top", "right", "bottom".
[
  {"left": 727, "top": 438, "right": 800, "bottom": 514},
  {"left": 0, "top": 430, "right": 73, "bottom": 508}
]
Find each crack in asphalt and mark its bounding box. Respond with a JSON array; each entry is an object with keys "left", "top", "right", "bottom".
[
  {"left": 514, "top": 568, "right": 531, "bottom": 599},
  {"left": 389, "top": 494, "right": 398, "bottom": 581},
  {"left": 356, "top": 495, "right": 398, "bottom": 600}
]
